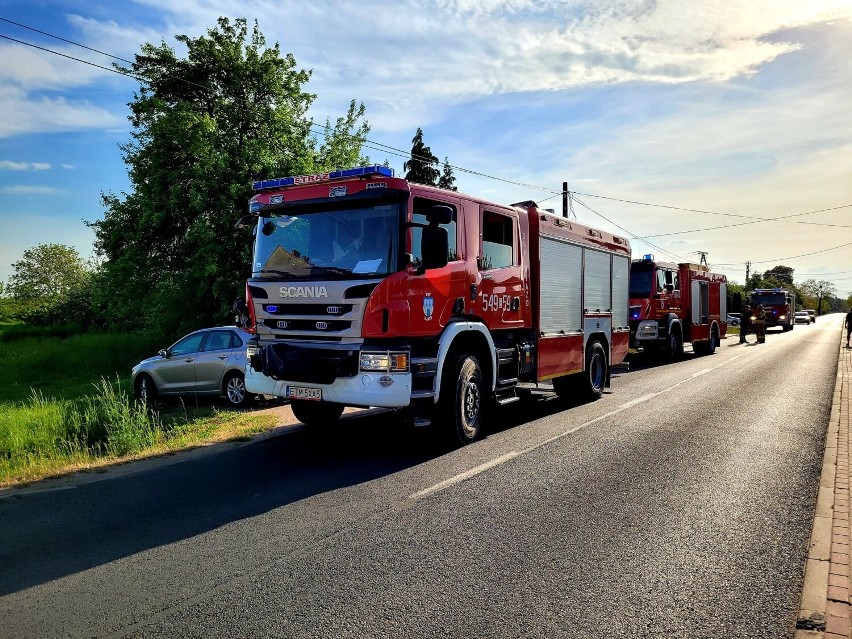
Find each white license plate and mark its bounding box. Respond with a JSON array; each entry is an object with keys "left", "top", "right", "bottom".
[{"left": 285, "top": 386, "right": 322, "bottom": 401}]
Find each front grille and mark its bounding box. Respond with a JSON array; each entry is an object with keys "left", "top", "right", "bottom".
[{"left": 262, "top": 318, "right": 351, "bottom": 332}]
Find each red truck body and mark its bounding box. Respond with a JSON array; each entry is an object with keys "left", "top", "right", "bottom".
[
  {"left": 628, "top": 256, "right": 728, "bottom": 358},
  {"left": 239, "top": 166, "right": 631, "bottom": 443}
]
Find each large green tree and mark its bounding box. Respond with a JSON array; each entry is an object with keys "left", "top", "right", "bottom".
[
  {"left": 403, "top": 128, "right": 440, "bottom": 186},
  {"left": 7, "top": 243, "right": 88, "bottom": 303},
  {"left": 92, "top": 18, "right": 370, "bottom": 333}
]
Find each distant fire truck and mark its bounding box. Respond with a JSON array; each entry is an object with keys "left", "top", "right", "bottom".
[
  {"left": 235, "top": 165, "right": 631, "bottom": 444},
  {"left": 628, "top": 255, "right": 728, "bottom": 358},
  {"left": 749, "top": 288, "right": 796, "bottom": 332}
]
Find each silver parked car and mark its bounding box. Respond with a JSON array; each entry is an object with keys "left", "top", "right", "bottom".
[{"left": 132, "top": 327, "right": 252, "bottom": 407}]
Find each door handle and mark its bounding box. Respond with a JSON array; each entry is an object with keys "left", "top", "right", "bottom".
[
  {"left": 184, "top": 358, "right": 193, "bottom": 363},
  {"left": 218, "top": 356, "right": 228, "bottom": 360}
]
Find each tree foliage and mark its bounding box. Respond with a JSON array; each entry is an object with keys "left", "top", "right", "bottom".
[
  {"left": 799, "top": 279, "right": 837, "bottom": 315},
  {"left": 8, "top": 244, "right": 88, "bottom": 303},
  {"left": 437, "top": 157, "right": 457, "bottom": 191},
  {"left": 403, "top": 128, "right": 440, "bottom": 186},
  {"left": 91, "top": 18, "right": 370, "bottom": 334}
]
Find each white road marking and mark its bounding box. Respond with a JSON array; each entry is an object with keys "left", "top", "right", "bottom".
[
  {"left": 409, "top": 452, "right": 520, "bottom": 499},
  {"left": 410, "top": 353, "right": 746, "bottom": 500}
]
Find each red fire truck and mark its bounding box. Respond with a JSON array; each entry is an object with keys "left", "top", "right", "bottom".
[
  {"left": 628, "top": 255, "right": 727, "bottom": 358},
  {"left": 235, "top": 165, "right": 631, "bottom": 445},
  {"left": 748, "top": 288, "right": 796, "bottom": 332}
]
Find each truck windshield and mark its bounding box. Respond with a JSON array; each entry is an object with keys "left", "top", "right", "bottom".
[
  {"left": 252, "top": 203, "right": 400, "bottom": 280},
  {"left": 752, "top": 293, "right": 786, "bottom": 306},
  {"left": 629, "top": 269, "right": 654, "bottom": 297}
]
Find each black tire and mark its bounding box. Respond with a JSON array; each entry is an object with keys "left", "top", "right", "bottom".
[
  {"left": 291, "top": 399, "right": 344, "bottom": 426},
  {"left": 222, "top": 371, "right": 251, "bottom": 407},
  {"left": 667, "top": 327, "right": 684, "bottom": 360},
  {"left": 580, "top": 341, "right": 607, "bottom": 401},
  {"left": 439, "top": 353, "right": 485, "bottom": 446},
  {"left": 707, "top": 326, "right": 718, "bottom": 354},
  {"left": 135, "top": 373, "right": 158, "bottom": 405}
]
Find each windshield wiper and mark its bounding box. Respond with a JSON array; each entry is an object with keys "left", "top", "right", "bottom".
[
  {"left": 258, "top": 269, "right": 300, "bottom": 278},
  {"left": 312, "top": 266, "right": 353, "bottom": 277}
]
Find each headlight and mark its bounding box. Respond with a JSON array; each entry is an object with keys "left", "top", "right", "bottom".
[
  {"left": 778, "top": 315, "right": 786, "bottom": 320},
  {"left": 360, "top": 352, "right": 409, "bottom": 372}
]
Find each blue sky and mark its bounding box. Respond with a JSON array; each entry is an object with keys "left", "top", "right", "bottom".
[{"left": 1, "top": 0, "right": 851, "bottom": 293}]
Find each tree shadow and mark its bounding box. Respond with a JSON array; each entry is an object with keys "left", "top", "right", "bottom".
[{"left": 0, "top": 410, "right": 450, "bottom": 596}]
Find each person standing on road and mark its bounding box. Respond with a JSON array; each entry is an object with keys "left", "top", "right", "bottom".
[
  {"left": 754, "top": 304, "right": 767, "bottom": 344},
  {"left": 740, "top": 302, "right": 751, "bottom": 344},
  {"left": 846, "top": 308, "right": 852, "bottom": 347}
]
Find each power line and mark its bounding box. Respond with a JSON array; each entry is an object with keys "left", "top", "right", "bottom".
[
  {"left": 0, "top": 16, "right": 135, "bottom": 64},
  {"left": 714, "top": 240, "right": 852, "bottom": 266},
  {"left": 570, "top": 195, "right": 688, "bottom": 263},
  {"left": 4, "top": 17, "right": 851, "bottom": 269},
  {"left": 635, "top": 203, "right": 852, "bottom": 238}
]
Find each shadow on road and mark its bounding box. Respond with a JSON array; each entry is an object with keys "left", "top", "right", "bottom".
[{"left": 0, "top": 411, "right": 453, "bottom": 596}]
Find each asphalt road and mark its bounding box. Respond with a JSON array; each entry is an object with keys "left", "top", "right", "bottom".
[{"left": 0, "top": 315, "right": 843, "bottom": 638}]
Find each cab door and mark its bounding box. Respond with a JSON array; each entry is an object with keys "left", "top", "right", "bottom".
[{"left": 475, "top": 208, "right": 525, "bottom": 329}]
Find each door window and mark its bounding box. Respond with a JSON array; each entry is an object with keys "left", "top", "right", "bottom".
[
  {"left": 202, "top": 331, "right": 232, "bottom": 352},
  {"left": 410, "top": 197, "right": 458, "bottom": 267},
  {"left": 170, "top": 333, "right": 205, "bottom": 357},
  {"left": 480, "top": 211, "right": 514, "bottom": 270}
]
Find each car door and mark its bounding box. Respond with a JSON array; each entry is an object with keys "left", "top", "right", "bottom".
[
  {"left": 193, "top": 330, "right": 237, "bottom": 392},
  {"left": 153, "top": 332, "right": 207, "bottom": 393}
]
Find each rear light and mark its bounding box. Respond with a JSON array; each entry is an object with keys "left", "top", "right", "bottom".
[{"left": 245, "top": 283, "right": 257, "bottom": 334}]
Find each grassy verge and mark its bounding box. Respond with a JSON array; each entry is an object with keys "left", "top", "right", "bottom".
[
  {"left": 0, "top": 380, "right": 280, "bottom": 487},
  {"left": 0, "top": 328, "right": 282, "bottom": 487}
]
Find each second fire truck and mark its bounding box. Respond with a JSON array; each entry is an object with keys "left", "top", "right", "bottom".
[
  {"left": 628, "top": 255, "right": 728, "bottom": 358},
  {"left": 236, "top": 166, "right": 631, "bottom": 444},
  {"left": 749, "top": 288, "right": 796, "bottom": 332}
]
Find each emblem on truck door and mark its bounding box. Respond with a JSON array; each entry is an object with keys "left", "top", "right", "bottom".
[{"left": 423, "top": 294, "right": 434, "bottom": 321}]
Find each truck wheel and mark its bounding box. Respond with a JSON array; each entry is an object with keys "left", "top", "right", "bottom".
[
  {"left": 580, "top": 341, "right": 607, "bottom": 401},
  {"left": 440, "top": 353, "right": 485, "bottom": 445},
  {"left": 667, "top": 329, "right": 683, "bottom": 360},
  {"left": 707, "top": 326, "right": 718, "bottom": 354},
  {"left": 291, "top": 400, "right": 344, "bottom": 426}
]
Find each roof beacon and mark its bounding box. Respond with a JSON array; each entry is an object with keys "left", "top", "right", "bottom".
[{"left": 253, "top": 165, "right": 394, "bottom": 191}]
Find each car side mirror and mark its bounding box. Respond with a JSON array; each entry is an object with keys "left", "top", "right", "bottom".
[{"left": 158, "top": 349, "right": 169, "bottom": 358}]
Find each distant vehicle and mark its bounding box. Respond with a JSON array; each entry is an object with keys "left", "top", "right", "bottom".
[
  {"left": 726, "top": 313, "right": 741, "bottom": 326},
  {"left": 794, "top": 311, "right": 811, "bottom": 324},
  {"left": 749, "top": 288, "right": 796, "bottom": 332},
  {"left": 803, "top": 309, "right": 817, "bottom": 323},
  {"left": 132, "top": 327, "right": 252, "bottom": 407}
]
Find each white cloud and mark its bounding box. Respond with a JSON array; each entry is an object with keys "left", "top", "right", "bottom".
[
  {"left": 0, "top": 160, "right": 52, "bottom": 171},
  {"left": 0, "top": 186, "right": 60, "bottom": 194},
  {"left": 0, "top": 161, "right": 30, "bottom": 170},
  {"left": 0, "top": 86, "right": 123, "bottom": 139},
  {"left": 61, "top": 164, "right": 75, "bottom": 170}
]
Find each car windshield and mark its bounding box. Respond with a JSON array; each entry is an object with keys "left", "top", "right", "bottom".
[
  {"left": 252, "top": 203, "right": 401, "bottom": 280},
  {"left": 629, "top": 268, "right": 654, "bottom": 297},
  {"left": 751, "top": 293, "right": 786, "bottom": 306}
]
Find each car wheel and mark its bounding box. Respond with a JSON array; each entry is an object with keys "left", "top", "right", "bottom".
[
  {"left": 223, "top": 371, "right": 250, "bottom": 407},
  {"left": 135, "top": 374, "right": 158, "bottom": 405}
]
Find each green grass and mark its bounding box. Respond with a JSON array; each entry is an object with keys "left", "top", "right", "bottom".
[
  {"left": 0, "top": 327, "right": 166, "bottom": 403},
  {"left": 0, "top": 328, "right": 280, "bottom": 487}
]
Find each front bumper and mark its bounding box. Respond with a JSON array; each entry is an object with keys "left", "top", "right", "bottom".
[
  {"left": 245, "top": 340, "right": 412, "bottom": 407},
  {"left": 245, "top": 365, "right": 412, "bottom": 407}
]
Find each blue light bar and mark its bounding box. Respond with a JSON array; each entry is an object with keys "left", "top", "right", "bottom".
[
  {"left": 643, "top": 254, "right": 654, "bottom": 261},
  {"left": 253, "top": 165, "right": 394, "bottom": 191}
]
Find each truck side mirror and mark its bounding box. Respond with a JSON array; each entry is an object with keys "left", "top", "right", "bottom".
[
  {"left": 421, "top": 224, "right": 449, "bottom": 270},
  {"left": 233, "top": 299, "right": 249, "bottom": 327}
]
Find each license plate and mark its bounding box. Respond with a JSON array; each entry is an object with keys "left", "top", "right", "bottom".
[{"left": 285, "top": 386, "right": 322, "bottom": 401}]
